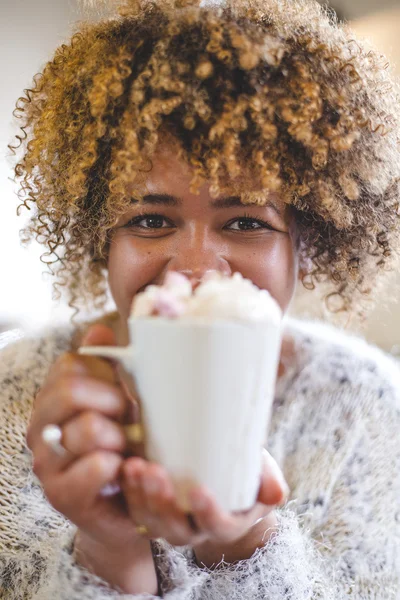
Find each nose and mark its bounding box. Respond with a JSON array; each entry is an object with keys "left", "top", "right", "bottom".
[
  {"left": 178, "top": 270, "right": 222, "bottom": 290},
  {"left": 165, "top": 241, "right": 231, "bottom": 287}
]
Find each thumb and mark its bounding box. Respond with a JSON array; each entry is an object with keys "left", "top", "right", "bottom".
[
  {"left": 257, "top": 449, "right": 290, "bottom": 507},
  {"left": 80, "top": 323, "right": 117, "bottom": 347},
  {"left": 77, "top": 324, "right": 119, "bottom": 383}
]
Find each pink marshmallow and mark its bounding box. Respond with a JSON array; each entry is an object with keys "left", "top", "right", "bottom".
[
  {"left": 164, "top": 271, "right": 191, "bottom": 289},
  {"left": 152, "top": 289, "right": 186, "bottom": 318}
]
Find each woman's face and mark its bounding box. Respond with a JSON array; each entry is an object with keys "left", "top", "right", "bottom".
[{"left": 108, "top": 145, "right": 299, "bottom": 322}]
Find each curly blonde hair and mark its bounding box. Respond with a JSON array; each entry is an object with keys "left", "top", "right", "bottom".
[{"left": 9, "top": 0, "right": 400, "bottom": 316}]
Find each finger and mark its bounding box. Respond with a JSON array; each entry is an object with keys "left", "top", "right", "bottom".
[
  {"left": 63, "top": 411, "right": 128, "bottom": 456},
  {"left": 122, "top": 458, "right": 164, "bottom": 536},
  {"left": 140, "top": 464, "right": 197, "bottom": 540},
  {"left": 32, "top": 429, "right": 75, "bottom": 482},
  {"left": 78, "top": 324, "right": 121, "bottom": 385},
  {"left": 47, "top": 352, "right": 117, "bottom": 387},
  {"left": 31, "top": 410, "right": 130, "bottom": 480},
  {"left": 82, "top": 324, "right": 143, "bottom": 435},
  {"left": 122, "top": 459, "right": 203, "bottom": 546},
  {"left": 81, "top": 324, "right": 146, "bottom": 457},
  {"left": 80, "top": 323, "right": 118, "bottom": 348},
  {"left": 188, "top": 487, "right": 243, "bottom": 544},
  {"left": 256, "top": 450, "right": 290, "bottom": 507},
  {"left": 35, "top": 411, "right": 130, "bottom": 478},
  {"left": 121, "top": 456, "right": 148, "bottom": 512},
  {"left": 43, "top": 323, "right": 120, "bottom": 393},
  {"left": 44, "top": 450, "right": 123, "bottom": 518},
  {"left": 28, "top": 376, "right": 127, "bottom": 450},
  {"left": 140, "top": 464, "right": 207, "bottom": 544}
]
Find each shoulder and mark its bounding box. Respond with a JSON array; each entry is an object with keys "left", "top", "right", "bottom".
[
  {"left": 0, "top": 324, "right": 76, "bottom": 409},
  {"left": 286, "top": 319, "right": 400, "bottom": 422},
  {"left": 285, "top": 317, "right": 400, "bottom": 405}
]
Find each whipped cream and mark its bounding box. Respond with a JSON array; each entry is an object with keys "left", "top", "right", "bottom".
[{"left": 131, "top": 272, "right": 282, "bottom": 323}]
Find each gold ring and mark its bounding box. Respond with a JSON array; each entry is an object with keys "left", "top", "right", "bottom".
[
  {"left": 135, "top": 524, "right": 149, "bottom": 536},
  {"left": 124, "top": 423, "right": 145, "bottom": 444}
]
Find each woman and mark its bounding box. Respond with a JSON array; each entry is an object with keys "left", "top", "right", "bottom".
[{"left": 2, "top": 0, "right": 400, "bottom": 597}]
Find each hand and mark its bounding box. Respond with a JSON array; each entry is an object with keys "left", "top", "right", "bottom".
[
  {"left": 121, "top": 447, "right": 288, "bottom": 555},
  {"left": 26, "top": 324, "right": 158, "bottom": 595},
  {"left": 192, "top": 450, "right": 289, "bottom": 567}
]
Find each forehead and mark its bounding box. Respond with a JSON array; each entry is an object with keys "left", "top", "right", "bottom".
[
  {"left": 135, "top": 142, "right": 287, "bottom": 214},
  {"left": 142, "top": 146, "right": 194, "bottom": 190}
]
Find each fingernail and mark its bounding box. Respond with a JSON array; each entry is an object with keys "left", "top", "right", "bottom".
[
  {"left": 276, "top": 468, "right": 290, "bottom": 498},
  {"left": 143, "top": 475, "right": 160, "bottom": 495},
  {"left": 279, "top": 481, "right": 290, "bottom": 505},
  {"left": 126, "top": 469, "right": 140, "bottom": 488},
  {"left": 268, "top": 453, "right": 290, "bottom": 500},
  {"left": 276, "top": 475, "right": 290, "bottom": 503},
  {"left": 80, "top": 329, "right": 96, "bottom": 346}
]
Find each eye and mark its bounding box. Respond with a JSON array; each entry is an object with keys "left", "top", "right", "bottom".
[
  {"left": 124, "top": 213, "right": 174, "bottom": 230},
  {"left": 225, "top": 215, "right": 274, "bottom": 232}
]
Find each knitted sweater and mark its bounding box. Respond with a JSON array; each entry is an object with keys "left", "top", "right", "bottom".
[{"left": 0, "top": 318, "right": 399, "bottom": 599}]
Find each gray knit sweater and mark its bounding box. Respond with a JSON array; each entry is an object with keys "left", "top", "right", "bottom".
[{"left": 0, "top": 318, "right": 399, "bottom": 599}]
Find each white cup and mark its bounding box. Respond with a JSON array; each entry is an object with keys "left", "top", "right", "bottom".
[{"left": 79, "top": 316, "right": 281, "bottom": 512}]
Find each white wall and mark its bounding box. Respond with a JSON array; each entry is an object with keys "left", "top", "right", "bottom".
[
  {"left": 1, "top": 0, "right": 81, "bottom": 329},
  {"left": 351, "top": 8, "right": 400, "bottom": 353},
  {"left": 330, "top": 0, "right": 399, "bottom": 19}
]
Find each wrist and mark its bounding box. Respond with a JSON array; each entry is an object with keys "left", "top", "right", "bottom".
[
  {"left": 74, "top": 529, "right": 158, "bottom": 595},
  {"left": 193, "top": 510, "right": 279, "bottom": 568}
]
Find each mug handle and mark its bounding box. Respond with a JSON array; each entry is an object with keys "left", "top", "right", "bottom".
[{"left": 78, "top": 345, "right": 135, "bottom": 373}]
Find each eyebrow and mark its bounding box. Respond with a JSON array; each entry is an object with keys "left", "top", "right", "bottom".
[{"left": 134, "top": 193, "right": 282, "bottom": 215}]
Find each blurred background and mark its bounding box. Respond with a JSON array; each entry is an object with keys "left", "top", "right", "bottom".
[{"left": 1, "top": 0, "right": 399, "bottom": 355}]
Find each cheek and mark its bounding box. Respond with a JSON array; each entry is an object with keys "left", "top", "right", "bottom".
[
  {"left": 273, "top": 241, "right": 298, "bottom": 312},
  {"left": 107, "top": 237, "right": 161, "bottom": 320},
  {"left": 234, "top": 237, "right": 298, "bottom": 313}
]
